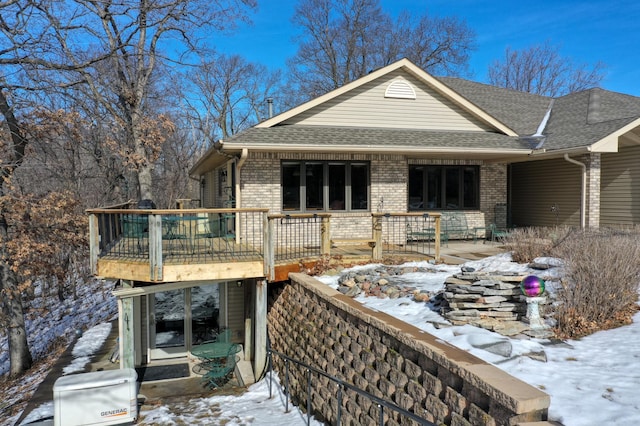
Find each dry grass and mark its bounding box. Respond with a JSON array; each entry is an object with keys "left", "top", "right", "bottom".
[
  {"left": 505, "top": 226, "right": 640, "bottom": 338},
  {"left": 504, "top": 226, "right": 573, "bottom": 263},
  {"left": 550, "top": 228, "right": 640, "bottom": 338},
  {"left": 0, "top": 339, "right": 67, "bottom": 423}
]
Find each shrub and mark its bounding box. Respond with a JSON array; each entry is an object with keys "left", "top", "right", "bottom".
[
  {"left": 550, "top": 228, "right": 640, "bottom": 339},
  {"left": 504, "top": 226, "right": 572, "bottom": 263}
]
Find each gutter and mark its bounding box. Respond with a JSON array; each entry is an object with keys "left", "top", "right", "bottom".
[
  {"left": 564, "top": 154, "right": 586, "bottom": 229},
  {"left": 213, "top": 144, "right": 532, "bottom": 156}
]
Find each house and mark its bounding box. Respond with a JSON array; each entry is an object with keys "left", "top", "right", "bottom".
[
  {"left": 192, "top": 57, "right": 640, "bottom": 234},
  {"left": 89, "top": 57, "right": 640, "bottom": 385}
]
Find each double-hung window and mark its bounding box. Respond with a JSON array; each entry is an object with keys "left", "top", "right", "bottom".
[
  {"left": 282, "top": 161, "right": 369, "bottom": 212},
  {"left": 409, "top": 165, "right": 479, "bottom": 210}
]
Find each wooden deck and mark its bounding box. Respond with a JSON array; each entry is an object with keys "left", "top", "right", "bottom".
[
  {"left": 88, "top": 208, "right": 443, "bottom": 284},
  {"left": 95, "top": 236, "right": 434, "bottom": 283}
]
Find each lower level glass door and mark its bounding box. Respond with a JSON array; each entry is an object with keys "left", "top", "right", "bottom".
[{"left": 149, "top": 289, "right": 186, "bottom": 359}]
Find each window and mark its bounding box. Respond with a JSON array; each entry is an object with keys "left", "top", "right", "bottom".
[
  {"left": 281, "top": 161, "right": 370, "bottom": 212},
  {"left": 408, "top": 165, "right": 479, "bottom": 210}
]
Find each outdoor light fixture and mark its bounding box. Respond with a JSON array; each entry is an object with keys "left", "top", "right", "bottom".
[{"left": 236, "top": 280, "right": 242, "bottom": 288}]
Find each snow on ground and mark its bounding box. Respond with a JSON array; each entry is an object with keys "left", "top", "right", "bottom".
[
  {"left": 0, "top": 278, "right": 117, "bottom": 377},
  {"left": 4, "top": 252, "right": 640, "bottom": 425},
  {"left": 316, "top": 252, "right": 640, "bottom": 425},
  {"left": 137, "top": 373, "right": 323, "bottom": 426}
]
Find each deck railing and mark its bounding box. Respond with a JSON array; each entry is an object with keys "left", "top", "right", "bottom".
[
  {"left": 87, "top": 207, "right": 268, "bottom": 275},
  {"left": 88, "top": 208, "right": 441, "bottom": 281}
]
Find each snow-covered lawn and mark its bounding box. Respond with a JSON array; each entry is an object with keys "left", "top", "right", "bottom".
[{"left": 4, "top": 252, "right": 640, "bottom": 425}]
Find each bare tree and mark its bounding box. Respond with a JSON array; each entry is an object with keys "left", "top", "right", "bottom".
[
  {"left": 0, "top": 0, "right": 255, "bottom": 376},
  {"left": 184, "top": 53, "right": 282, "bottom": 143},
  {"left": 288, "top": 0, "right": 475, "bottom": 98},
  {"left": 0, "top": 88, "right": 33, "bottom": 376},
  {"left": 487, "top": 42, "right": 606, "bottom": 97}
]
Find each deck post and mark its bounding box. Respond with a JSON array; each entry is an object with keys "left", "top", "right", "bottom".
[
  {"left": 433, "top": 213, "right": 441, "bottom": 261},
  {"left": 372, "top": 215, "right": 382, "bottom": 260},
  {"left": 254, "top": 278, "right": 268, "bottom": 379},
  {"left": 88, "top": 213, "right": 99, "bottom": 275},
  {"left": 148, "top": 214, "right": 163, "bottom": 281},
  {"left": 118, "top": 285, "right": 135, "bottom": 369},
  {"left": 265, "top": 213, "right": 274, "bottom": 280},
  {"left": 321, "top": 215, "right": 331, "bottom": 256}
]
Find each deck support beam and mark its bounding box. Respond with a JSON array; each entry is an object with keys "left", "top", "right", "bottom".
[
  {"left": 254, "top": 278, "right": 267, "bottom": 379},
  {"left": 118, "top": 280, "right": 136, "bottom": 369}
]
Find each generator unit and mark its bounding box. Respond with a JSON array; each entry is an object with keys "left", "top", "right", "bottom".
[{"left": 53, "top": 368, "right": 138, "bottom": 426}]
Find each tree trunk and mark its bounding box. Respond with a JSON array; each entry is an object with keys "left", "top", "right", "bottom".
[
  {"left": 0, "top": 89, "right": 33, "bottom": 376},
  {"left": 136, "top": 148, "right": 154, "bottom": 201},
  {"left": 0, "top": 214, "right": 32, "bottom": 376}
]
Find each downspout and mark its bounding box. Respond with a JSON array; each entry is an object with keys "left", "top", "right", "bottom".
[
  {"left": 564, "top": 154, "right": 586, "bottom": 229},
  {"left": 235, "top": 148, "right": 248, "bottom": 208}
]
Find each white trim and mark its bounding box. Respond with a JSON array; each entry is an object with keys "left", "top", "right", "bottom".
[
  {"left": 590, "top": 117, "right": 640, "bottom": 152},
  {"left": 113, "top": 279, "right": 222, "bottom": 298},
  {"left": 256, "top": 58, "right": 518, "bottom": 136}
]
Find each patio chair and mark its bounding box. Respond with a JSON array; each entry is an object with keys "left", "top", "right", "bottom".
[
  {"left": 489, "top": 223, "right": 511, "bottom": 243},
  {"left": 194, "top": 216, "right": 234, "bottom": 255},
  {"left": 121, "top": 214, "right": 148, "bottom": 254},
  {"left": 200, "top": 342, "right": 241, "bottom": 389},
  {"left": 162, "top": 216, "right": 189, "bottom": 254}
]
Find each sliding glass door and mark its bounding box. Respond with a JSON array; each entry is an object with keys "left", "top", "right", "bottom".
[
  {"left": 149, "top": 289, "right": 186, "bottom": 359},
  {"left": 148, "top": 284, "right": 220, "bottom": 361}
]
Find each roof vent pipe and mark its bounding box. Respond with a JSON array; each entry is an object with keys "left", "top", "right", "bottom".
[{"left": 267, "top": 98, "right": 274, "bottom": 118}]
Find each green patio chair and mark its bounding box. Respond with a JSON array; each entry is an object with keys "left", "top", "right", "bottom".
[
  {"left": 489, "top": 223, "right": 511, "bottom": 243},
  {"left": 162, "top": 216, "right": 189, "bottom": 254},
  {"left": 193, "top": 216, "right": 234, "bottom": 255},
  {"left": 121, "top": 214, "right": 148, "bottom": 254},
  {"left": 200, "top": 342, "right": 240, "bottom": 389}
]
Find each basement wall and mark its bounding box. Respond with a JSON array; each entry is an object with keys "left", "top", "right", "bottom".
[{"left": 267, "top": 273, "right": 550, "bottom": 426}]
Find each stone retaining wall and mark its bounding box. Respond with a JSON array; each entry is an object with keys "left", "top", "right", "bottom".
[{"left": 267, "top": 273, "right": 550, "bottom": 426}]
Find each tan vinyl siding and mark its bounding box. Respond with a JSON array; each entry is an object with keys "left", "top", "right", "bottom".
[
  {"left": 600, "top": 145, "right": 640, "bottom": 225},
  {"left": 511, "top": 159, "right": 581, "bottom": 227},
  {"left": 283, "top": 70, "right": 493, "bottom": 131},
  {"left": 139, "top": 296, "right": 146, "bottom": 365},
  {"left": 202, "top": 170, "right": 215, "bottom": 208},
  {"left": 226, "top": 282, "right": 245, "bottom": 344}
]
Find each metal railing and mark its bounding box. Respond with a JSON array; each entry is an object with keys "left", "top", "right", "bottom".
[
  {"left": 267, "top": 347, "right": 435, "bottom": 426},
  {"left": 87, "top": 207, "right": 267, "bottom": 266},
  {"left": 267, "top": 213, "right": 329, "bottom": 262},
  {"left": 89, "top": 208, "right": 443, "bottom": 281},
  {"left": 376, "top": 213, "right": 441, "bottom": 260}
]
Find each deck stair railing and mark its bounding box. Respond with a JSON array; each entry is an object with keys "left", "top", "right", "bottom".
[{"left": 267, "top": 347, "right": 435, "bottom": 426}]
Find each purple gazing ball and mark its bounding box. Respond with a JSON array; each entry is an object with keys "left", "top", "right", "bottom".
[{"left": 520, "top": 275, "right": 545, "bottom": 297}]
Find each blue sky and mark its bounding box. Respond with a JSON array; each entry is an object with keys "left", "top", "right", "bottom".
[{"left": 212, "top": 0, "right": 640, "bottom": 96}]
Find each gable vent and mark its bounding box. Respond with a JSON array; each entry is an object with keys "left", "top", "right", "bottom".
[{"left": 385, "top": 80, "right": 416, "bottom": 99}]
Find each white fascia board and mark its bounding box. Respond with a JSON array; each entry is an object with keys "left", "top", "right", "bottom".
[
  {"left": 400, "top": 61, "right": 518, "bottom": 136},
  {"left": 257, "top": 58, "right": 518, "bottom": 136},
  {"left": 256, "top": 62, "right": 405, "bottom": 128},
  {"left": 590, "top": 117, "right": 640, "bottom": 152},
  {"left": 221, "top": 143, "right": 530, "bottom": 156},
  {"left": 526, "top": 146, "right": 592, "bottom": 160}
]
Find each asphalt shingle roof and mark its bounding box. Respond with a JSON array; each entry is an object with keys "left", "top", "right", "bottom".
[
  {"left": 223, "top": 70, "right": 640, "bottom": 155},
  {"left": 436, "top": 77, "right": 552, "bottom": 135},
  {"left": 436, "top": 78, "right": 640, "bottom": 151},
  {"left": 224, "top": 126, "right": 532, "bottom": 151}
]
